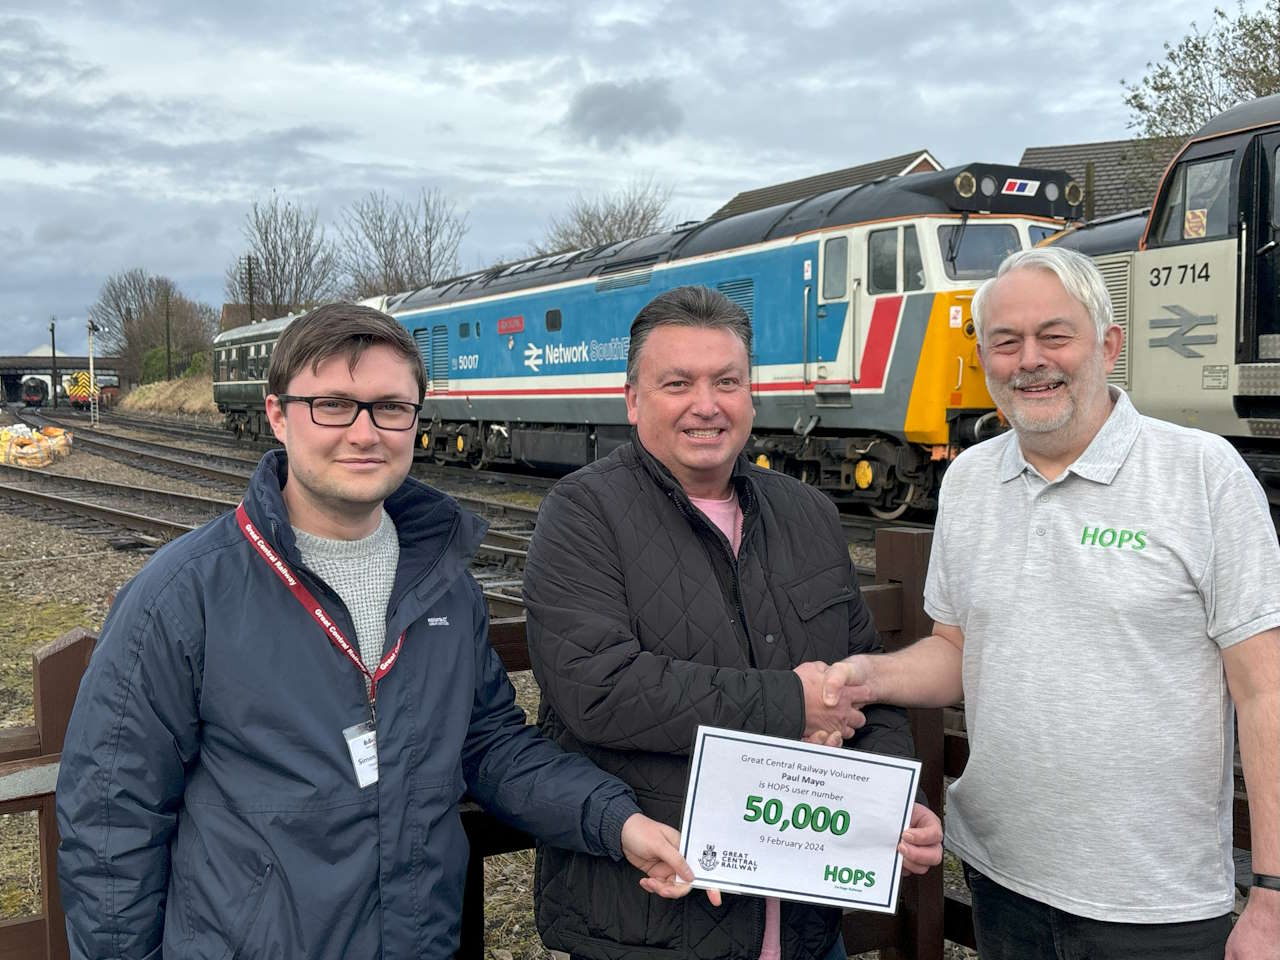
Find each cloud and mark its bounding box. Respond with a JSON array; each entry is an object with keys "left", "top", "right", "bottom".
[
  {"left": 561, "top": 77, "right": 683, "bottom": 149},
  {"left": 32, "top": 218, "right": 126, "bottom": 246}
]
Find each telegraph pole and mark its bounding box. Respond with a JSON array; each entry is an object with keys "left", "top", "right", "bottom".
[
  {"left": 48, "top": 317, "right": 57, "bottom": 409},
  {"left": 165, "top": 287, "right": 173, "bottom": 380}
]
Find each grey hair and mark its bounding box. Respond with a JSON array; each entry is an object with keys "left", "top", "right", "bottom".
[
  {"left": 971, "top": 246, "right": 1114, "bottom": 344},
  {"left": 626, "top": 286, "right": 753, "bottom": 385}
]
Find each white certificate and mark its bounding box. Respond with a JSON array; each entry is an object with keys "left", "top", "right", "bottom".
[{"left": 677, "top": 725, "right": 921, "bottom": 912}]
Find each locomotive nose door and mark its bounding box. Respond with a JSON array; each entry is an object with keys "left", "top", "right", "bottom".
[
  {"left": 1244, "top": 133, "right": 1280, "bottom": 360},
  {"left": 814, "top": 235, "right": 852, "bottom": 404}
]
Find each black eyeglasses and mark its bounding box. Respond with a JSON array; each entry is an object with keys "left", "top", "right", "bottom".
[{"left": 278, "top": 395, "right": 422, "bottom": 431}]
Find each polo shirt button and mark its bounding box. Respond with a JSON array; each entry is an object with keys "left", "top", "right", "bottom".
[
  {"left": 1039, "top": 496, "right": 1048, "bottom": 504},
  {"left": 1036, "top": 526, "right": 1046, "bottom": 536},
  {"left": 765, "top": 633, "right": 775, "bottom": 644}
]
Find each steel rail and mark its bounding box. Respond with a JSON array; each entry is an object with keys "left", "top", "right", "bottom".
[
  {"left": 0, "top": 462, "right": 238, "bottom": 515},
  {"left": 0, "top": 482, "right": 194, "bottom": 539}
]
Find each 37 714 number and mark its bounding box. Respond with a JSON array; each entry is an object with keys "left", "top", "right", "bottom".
[
  {"left": 1149, "top": 263, "right": 1210, "bottom": 286},
  {"left": 743, "top": 794, "right": 850, "bottom": 835}
]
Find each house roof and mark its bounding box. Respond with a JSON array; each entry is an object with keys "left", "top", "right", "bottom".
[
  {"left": 1019, "top": 137, "right": 1181, "bottom": 219},
  {"left": 709, "top": 150, "right": 942, "bottom": 220}
]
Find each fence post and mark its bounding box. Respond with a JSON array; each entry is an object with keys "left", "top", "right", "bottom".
[
  {"left": 874, "top": 528, "right": 942, "bottom": 960},
  {"left": 34, "top": 629, "right": 94, "bottom": 960},
  {"left": 34, "top": 629, "right": 96, "bottom": 756}
]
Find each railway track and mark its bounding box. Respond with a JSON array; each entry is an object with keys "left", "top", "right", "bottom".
[
  {"left": 106, "top": 413, "right": 277, "bottom": 453},
  {"left": 0, "top": 463, "right": 227, "bottom": 542},
  {"left": 32, "top": 407, "right": 558, "bottom": 494},
  {"left": 50, "top": 408, "right": 272, "bottom": 452},
  {"left": 841, "top": 513, "right": 934, "bottom": 546},
  {"left": 0, "top": 454, "right": 531, "bottom": 585},
  {"left": 20, "top": 411, "right": 257, "bottom": 487}
]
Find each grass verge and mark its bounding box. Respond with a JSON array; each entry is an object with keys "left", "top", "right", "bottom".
[{"left": 118, "top": 374, "right": 218, "bottom": 418}]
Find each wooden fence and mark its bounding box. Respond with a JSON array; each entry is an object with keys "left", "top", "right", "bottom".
[
  {"left": 0, "top": 627, "right": 92, "bottom": 960},
  {"left": 0, "top": 529, "right": 1253, "bottom": 959}
]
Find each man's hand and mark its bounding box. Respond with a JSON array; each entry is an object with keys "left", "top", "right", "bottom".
[
  {"left": 622, "top": 814, "right": 722, "bottom": 906},
  {"left": 795, "top": 661, "right": 865, "bottom": 742},
  {"left": 819, "top": 655, "right": 877, "bottom": 712},
  {"left": 898, "top": 803, "right": 943, "bottom": 875},
  {"left": 1227, "top": 890, "right": 1280, "bottom": 959}
]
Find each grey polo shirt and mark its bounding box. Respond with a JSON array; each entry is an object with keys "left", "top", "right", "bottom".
[{"left": 925, "top": 387, "right": 1280, "bottom": 923}]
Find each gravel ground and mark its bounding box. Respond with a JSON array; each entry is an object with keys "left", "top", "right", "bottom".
[
  {"left": 41, "top": 447, "right": 245, "bottom": 499},
  {"left": 848, "top": 542, "right": 876, "bottom": 569}
]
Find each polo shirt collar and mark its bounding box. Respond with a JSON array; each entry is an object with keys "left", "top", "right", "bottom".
[{"left": 996, "top": 386, "right": 1141, "bottom": 485}]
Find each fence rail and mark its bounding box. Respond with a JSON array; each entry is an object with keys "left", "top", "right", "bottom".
[{"left": 0, "top": 530, "right": 1252, "bottom": 959}]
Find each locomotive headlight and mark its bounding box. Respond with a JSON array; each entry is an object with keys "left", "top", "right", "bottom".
[
  {"left": 979, "top": 175, "right": 997, "bottom": 198},
  {"left": 1065, "top": 181, "right": 1084, "bottom": 206},
  {"left": 954, "top": 171, "right": 977, "bottom": 199},
  {"left": 1044, "top": 182, "right": 1060, "bottom": 202}
]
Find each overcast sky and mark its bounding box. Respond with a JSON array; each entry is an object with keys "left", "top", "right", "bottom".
[{"left": 1, "top": 0, "right": 1241, "bottom": 356}]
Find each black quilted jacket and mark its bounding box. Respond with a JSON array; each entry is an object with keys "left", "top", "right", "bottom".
[{"left": 524, "top": 439, "right": 915, "bottom": 959}]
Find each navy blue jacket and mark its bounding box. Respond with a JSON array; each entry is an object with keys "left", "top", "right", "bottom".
[{"left": 56, "top": 451, "right": 640, "bottom": 959}]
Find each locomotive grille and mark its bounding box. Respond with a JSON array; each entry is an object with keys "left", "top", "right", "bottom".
[
  {"left": 431, "top": 325, "right": 449, "bottom": 391},
  {"left": 412, "top": 328, "right": 431, "bottom": 370},
  {"left": 715, "top": 278, "right": 755, "bottom": 321},
  {"left": 595, "top": 268, "right": 653, "bottom": 292},
  {"left": 1096, "top": 256, "right": 1131, "bottom": 389}
]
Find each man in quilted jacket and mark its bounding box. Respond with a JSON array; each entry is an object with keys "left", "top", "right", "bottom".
[{"left": 525, "top": 285, "right": 943, "bottom": 960}]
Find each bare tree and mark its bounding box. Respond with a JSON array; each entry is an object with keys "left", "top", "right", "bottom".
[
  {"left": 224, "top": 193, "right": 339, "bottom": 318},
  {"left": 531, "top": 177, "right": 675, "bottom": 256},
  {"left": 338, "top": 187, "right": 468, "bottom": 299},
  {"left": 89, "top": 269, "right": 218, "bottom": 382},
  {"left": 1123, "top": 1, "right": 1280, "bottom": 138}
]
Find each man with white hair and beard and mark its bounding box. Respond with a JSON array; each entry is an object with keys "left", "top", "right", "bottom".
[{"left": 821, "top": 247, "right": 1279, "bottom": 959}]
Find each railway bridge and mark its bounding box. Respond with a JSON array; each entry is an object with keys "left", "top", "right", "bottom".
[{"left": 0, "top": 356, "right": 125, "bottom": 404}]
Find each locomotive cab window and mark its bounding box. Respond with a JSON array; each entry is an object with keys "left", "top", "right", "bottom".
[
  {"left": 869, "top": 226, "right": 927, "bottom": 294},
  {"left": 1154, "top": 154, "right": 1233, "bottom": 244},
  {"left": 546, "top": 309, "right": 562, "bottom": 332},
  {"left": 821, "top": 237, "right": 848, "bottom": 300},
  {"left": 459, "top": 322, "right": 470, "bottom": 339},
  {"left": 868, "top": 229, "right": 898, "bottom": 294},
  {"left": 937, "top": 223, "right": 1019, "bottom": 281},
  {"left": 1028, "top": 224, "right": 1058, "bottom": 246}
]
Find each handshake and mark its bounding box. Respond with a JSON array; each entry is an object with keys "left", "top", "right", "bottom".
[
  {"left": 792, "top": 655, "right": 944, "bottom": 876},
  {"left": 793, "top": 655, "right": 876, "bottom": 747}
]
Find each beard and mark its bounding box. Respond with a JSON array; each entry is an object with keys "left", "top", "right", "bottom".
[
  {"left": 986, "top": 351, "right": 1112, "bottom": 438},
  {"left": 987, "top": 368, "right": 1074, "bottom": 434}
]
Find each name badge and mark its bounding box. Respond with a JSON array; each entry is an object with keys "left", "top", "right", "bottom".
[
  {"left": 343, "top": 721, "right": 379, "bottom": 788},
  {"left": 678, "top": 725, "right": 920, "bottom": 912}
]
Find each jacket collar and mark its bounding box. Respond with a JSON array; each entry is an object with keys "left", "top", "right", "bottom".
[{"left": 630, "top": 432, "right": 759, "bottom": 526}]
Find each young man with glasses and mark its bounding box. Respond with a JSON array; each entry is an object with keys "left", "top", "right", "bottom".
[{"left": 56, "top": 304, "right": 703, "bottom": 960}]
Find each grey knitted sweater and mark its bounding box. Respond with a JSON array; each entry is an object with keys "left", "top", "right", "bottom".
[{"left": 293, "top": 511, "right": 399, "bottom": 680}]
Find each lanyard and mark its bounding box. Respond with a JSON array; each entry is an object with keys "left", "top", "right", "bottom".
[{"left": 236, "top": 504, "right": 405, "bottom": 713}]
